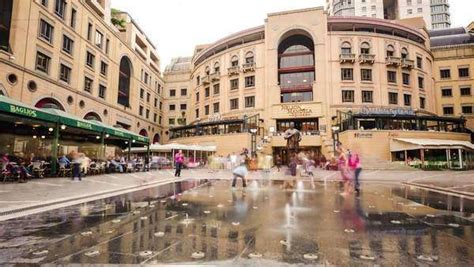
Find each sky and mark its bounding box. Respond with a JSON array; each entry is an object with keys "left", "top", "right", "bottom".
[{"left": 111, "top": 0, "right": 474, "bottom": 69}]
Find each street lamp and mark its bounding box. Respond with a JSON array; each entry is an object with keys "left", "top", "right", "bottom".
[
  {"left": 250, "top": 128, "right": 258, "bottom": 156},
  {"left": 331, "top": 126, "right": 340, "bottom": 154}
]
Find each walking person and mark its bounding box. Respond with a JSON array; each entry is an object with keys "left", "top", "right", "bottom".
[
  {"left": 336, "top": 145, "right": 351, "bottom": 196},
  {"left": 275, "top": 154, "right": 282, "bottom": 172},
  {"left": 349, "top": 153, "right": 362, "bottom": 194},
  {"left": 174, "top": 150, "right": 184, "bottom": 177},
  {"left": 71, "top": 151, "right": 82, "bottom": 181},
  {"left": 231, "top": 162, "right": 248, "bottom": 189}
]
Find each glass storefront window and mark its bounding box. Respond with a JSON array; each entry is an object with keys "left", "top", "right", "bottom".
[
  {"left": 280, "top": 92, "right": 313, "bottom": 103},
  {"left": 276, "top": 118, "right": 319, "bottom": 135}
]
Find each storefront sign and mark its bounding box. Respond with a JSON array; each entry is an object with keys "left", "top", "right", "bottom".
[
  {"left": 114, "top": 130, "right": 126, "bottom": 137},
  {"left": 358, "top": 106, "right": 415, "bottom": 117},
  {"left": 354, "top": 132, "right": 373, "bottom": 138},
  {"left": 281, "top": 105, "right": 313, "bottom": 117},
  {"left": 9, "top": 105, "right": 37, "bottom": 118},
  {"left": 76, "top": 121, "right": 93, "bottom": 130}
]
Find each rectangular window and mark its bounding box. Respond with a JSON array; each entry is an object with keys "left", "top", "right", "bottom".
[
  {"left": 39, "top": 19, "right": 54, "bottom": 43},
  {"left": 35, "top": 51, "right": 51, "bottom": 74},
  {"left": 196, "top": 76, "right": 200, "bottom": 86},
  {"left": 153, "top": 113, "right": 157, "bottom": 123},
  {"left": 170, "top": 89, "right": 176, "bottom": 97},
  {"left": 420, "top": 97, "right": 425, "bottom": 109},
  {"left": 95, "top": 30, "right": 104, "bottom": 48},
  {"left": 205, "top": 87, "right": 210, "bottom": 98},
  {"left": 388, "top": 92, "right": 398, "bottom": 104},
  {"left": 62, "top": 35, "right": 73, "bottom": 54},
  {"left": 105, "top": 38, "right": 110, "bottom": 54},
  {"left": 159, "top": 102, "right": 163, "bottom": 110},
  {"left": 362, "top": 90, "right": 373, "bottom": 103},
  {"left": 146, "top": 109, "right": 150, "bottom": 119},
  {"left": 87, "top": 23, "right": 93, "bottom": 41},
  {"left": 169, "top": 118, "right": 175, "bottom": 125},
  {"left": 70, "top": 8, "right": 77, "bottom": 28},
  {"left": 59, "top": 64, "right": 71, "bottom": 83},
  {"left": 245, "top": 76, "right": 255, "bottom": 87},
  {"left": 402, "top": 72, "right": 410, "bottom": 85},
  {"left": 440, "top": 69, "right": 451, "bottom": 79},
  {"left": 54, "top": 0, "right": 66, "bottom": 19},
  {"left": 341, "top": 90, "right": 354, "bottom": 103},
  {"left": 195, "top": 109, "right": 199, "bottom": 118},
  {"left": 416, "top": 56, "right": 422, "bottom": 69},
  {"left": 403, "top": 94, "right": 411, "bottom": 106},
  {"left": 418, "top": 76, "right": 424, "bottom": 89},
  {"left": 459, "top": 67, "right": 470, "bottom": 78},
  {"left": 100, "top": 61, "right": 108, "bottom": 76},
  {"left": 205, "top": 105, "right": 210, "bottom": 115},
  {"left": 181, "top": 88, "right": 187, "bottom": 96},
  {"left": 84, "top": 77, "right": 93, "bottom": 93},
  {"left": 462, "top": 106, "right": 473, "bottom": 114},
  {"left": 86, "top": 51, "right": 95, "bottom": 68},
  {"left": 417, "top": 7, "right": 422, "bottom": 13},
  {"left": 196, "top": 92, "right": 200, "bottom": 102},
  {"left": 230, "top": 98, "right": 239, "bottom": 110},
  {"left": 140, "top": 88, "right": 145, "bottom": 99},
  {"left": 41, "top": 0, "right": 48, "bottom": 7},
  {"left": 387, "top": 70, "right": 397, "bottom": 83},
  {"left": 180, "top": 104, "right": 187, "bottom": 110},
  {"left": 139, "top": 106, "right": 144, "bottom": 116},
  {"left": 341, "top": 68, "right": 353, "bottom": 81},
  {"left": 443, "top": 106, "right": 454, "bottom": 115},
  {"left": 245, "top": 96, "right": 255, "bottom": 108},
  {"left": 146, "top": 93, "right": 150, "bottom": 102},
  {"left": 213, "top": 84, "right": 220, "bottom": 95},
  {"left": 230, "top": 78, "right": 239, "bottom": 90},
  {"left": 98, "top": 84, "right": 106, "bottom": 99},
  {"left": 460, "top": 87, "right": 471, "bottom": 96},
  {"left": 159, "top": 116, "right": 162, "bottom": 124},
  {"left": 213, "top": 102, "right": 219, "bottom": 113},
  {"left": 441, "top": 88, "right": 452, "bottom": 97},
  {"left": 154, "top": 98, "right": 158, "bottom": 107},
  {"left": 169, "top": 104, "right": 175, "bottom": 111},
  {"left": 361, "top": 69, "right": 372, "bottom": 81}
]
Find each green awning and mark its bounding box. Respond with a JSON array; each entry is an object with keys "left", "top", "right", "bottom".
[{"left": 0, "top": 95, "right": 149, "bottom": 144}]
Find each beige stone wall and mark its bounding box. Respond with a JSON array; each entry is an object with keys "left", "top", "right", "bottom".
[
  {"left": 170, "top": 133, "right": 252, "bottom": 156},
  {"left": 339, "top": 130, "right": 471, "bottom": 161}
]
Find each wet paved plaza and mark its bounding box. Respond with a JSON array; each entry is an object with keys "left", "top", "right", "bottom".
[{"left": 0, "top": 178, "right": 473, "bottom": 266}]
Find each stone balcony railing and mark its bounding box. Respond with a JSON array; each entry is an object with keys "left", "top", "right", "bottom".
[
  {"left": 228, "top": 66, "right": 240, "bottom": 76},
  {"left": 401, "top": 58, "right": 415, "bottom": 69},
  {"left": 386, "top": 56, "right": 401, "bottom": 66},
  {"left": 339, "top": 53, "right": 356, "bottom": 63},
  {"left": 201, "top": 75, "right": 210, "bottom": 85},
  {"left": 242, "top": 62, "right": 256, "bottom": 73},
  {"left": 359, "top": 54, "right": 375, "bottom": 64},
  {"left": 210, "top": 72, "right": 220, "bottom": 81}
]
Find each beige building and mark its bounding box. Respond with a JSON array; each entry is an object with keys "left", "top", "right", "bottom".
[
  {"left": 163, "top": 7, "right": 471, "bottom": 167},
  {"left": 430, "top": 26, "right": 474, "bottom": 130},
  {"left": 0, "top": 0, "right": 164, "bottom": 144}
]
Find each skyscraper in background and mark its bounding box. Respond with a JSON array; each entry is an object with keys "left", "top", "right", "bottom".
[{"left": 326, "top": 0, "right": 451, "bottom": 29}]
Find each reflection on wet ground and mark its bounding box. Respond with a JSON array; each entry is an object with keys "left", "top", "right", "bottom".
[{"left": 0, "top": 179, "right": 473, "bottom": 266}]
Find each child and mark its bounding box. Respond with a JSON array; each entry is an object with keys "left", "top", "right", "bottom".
[{"left": 232, "top": 162, "right": 248, "bottom": 189}]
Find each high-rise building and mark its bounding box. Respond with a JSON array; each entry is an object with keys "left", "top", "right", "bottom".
[{"left": 326, "top": 0, "right": 451, "bottom": 29}]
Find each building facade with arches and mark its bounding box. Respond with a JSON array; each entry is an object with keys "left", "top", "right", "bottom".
[{"left": 165, "top": 7, "right": 471, "bottom": 165}]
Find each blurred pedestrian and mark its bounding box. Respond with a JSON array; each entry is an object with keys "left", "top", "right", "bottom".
[
  {"left": 71, "top": 151, "right": 82, "bottom": 181},
  {"left": 174, "top": 150, "right": 184, "bottom": 177},
  {"left": 275, "top": 154, "right": 282, "bottom": 172},
  {"left": 232, "top": 162, "right": 248, "bottom": 189},
  {"left": 349, "top": 153, "right": 362, "bottom": 193}
]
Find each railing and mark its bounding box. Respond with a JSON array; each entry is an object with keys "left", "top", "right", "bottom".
[
  {"left": 210, "top": 72, "right": 220, "bottom": 81},
  {"left": 401, "top": 59, "right": 415, "bottom": 69},
  {"left": 386, "top": 56, "right": 401, "bottom": 66},
  {"left": 359, "top": 54, "right": 375, "bottom": 64},
  {"left": 227, "top": 66, "right": 240, "bottom": 76},
  {"left": 201, "top": 75, "right": 210, "bottom": 85},
  {"left": 339, "top": 53, "right": 356, "bottom": 63},
  {"left": 242, "top": 62, "right": 256, "bottom": 72},
  {"left": 273, "top": 131, "right": 320, "bottom": 136}
]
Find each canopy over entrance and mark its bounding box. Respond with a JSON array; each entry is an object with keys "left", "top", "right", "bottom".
[{"left": 390, "top": 138, "right": 474, "bottom": 152}]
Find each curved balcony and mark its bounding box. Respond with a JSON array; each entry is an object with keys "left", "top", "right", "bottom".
[
  {"left": 401, "top": 59, "right": 415, "bottom": 69},
  {"left": 201, "top": 75, "right": 210, "bottom": 85},
  {"left": 228, "top": 66, "right": 240, "bottom": 76},
  {"left": 359, "top": 54, "right": 375, "bottom": 64},
  {"left": 339, "top": 53, "right": 356, "bottom": 63},
  {"left": 242, "top": 62, "right": 256, "bottom": 73},
  {"left": 210, "top": 72, "right": 220, "bottom": 81},
  {"left": 386, "top": 56, "right": 401, "bottom": 66}
]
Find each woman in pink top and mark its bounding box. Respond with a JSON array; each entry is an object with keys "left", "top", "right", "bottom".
[
  {"left": 349, "top": 153, "right": 362, "bottom": 193},
  {"left": 174, "top": 150, "right": 184, "bottom": 177}
]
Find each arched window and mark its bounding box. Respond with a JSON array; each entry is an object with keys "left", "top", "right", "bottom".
[
  {"left": 278, "top": 33, "right": 315, "bottom": 103},
  {"left": 386, "top": 45, "right": 395, "bottom": 57},
  {"left": 401, "top": 47, "right": 409, "bottom": 59},
  {"left": 35, "top": 98, "right": 65, "bottom": 111},
  {"left": 231, "top": 55, "right": 239, "bottom": 67},
  {"left": 205, "top": 66, "right": 210, "bottom": 75},
  {"left": 84, "top": 112, "right": 102, "bottom": 122},
  {"left": 341, "top": 42, "right": 352, "bottom": 54},
  {"left": 153, "top": 133, "right": 160, "bottom": 144},
  {"left": 360, "top": 42, "right": 371, "bottom": 54},
  {"left": 118, "top": 57, "right": 132, "bottom": 106},
  {"left": 245, "top": 51, "right": 254, "bottom": 64},
  {"left": 139, "top": 129, "right": 148, "bottom": 137},
  {"left": 214, "top": 62, "right": 220, "bottom": 73}
]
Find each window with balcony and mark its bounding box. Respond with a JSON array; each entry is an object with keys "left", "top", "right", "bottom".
[
  {"left": 401, "top": 47, "right": 409, "bottom": 59},
  {"left": 84, "top": 77, "right": 93, "bottom": 93},
  {"left": 214, "top": 62, "right": 220, "bottom": 73},
  {"left": 443, "top": 106, "right": 453, "bottom": 115},
  {"left": 402, "top": 72, "right": 410, "bottom": 85},
  {"left": 205, "top": 66, "right": 210, "bottom": 75},
  {"left": 245, "top": 76, "right": 255, "bottom": 87},
  {"left": 36, "top": 51, "right": 51, "bottom": 74},
  {"left": 342, "top": 90, "right": 354, "bottom": 103},
  {"left": 54, "top": 0, "right": 67, "bottom": 19},
  {"left": 230, "top": 79, "right": 239, "bottom": 90},
  {"left": 386, "top": 45, "right": 395, "bottom": 57},
  {"left": 213, "top": 102, "right": 219, "bottom": 113},
  {"left": 360, "top": 42, "right": 371, "bottom": 54},
  {"left": 245, "top": 51, "right": 254, "bottom": 64},
  {"left": 340, "top": 42, "right": 352, "bottom": 54},
  {"left": 387, "top": 70, "right": 396, "bottom": 83},
  {"left": 245, "top": 96, "right": 255, "bottom": 108},
  {"left": 213, "top": 84, "right": 220, "bottom": 95},
  {"left": 170, "top": 89, "right": 176, "bottom": 97},
  {"left": 39, "top": 19, "right": 54, "bottom": 43},
  {"left": 341, "top": 68, "right": 353, "bottom": 81},
  {"left": 403, "top": 94, "right": 411, "bottom": 106},
  {"left": 441, "top": 88, "right": 452, "bottom": 97},
  {"left": 278, "top": 34, "right": 315, "bottom": 103},
  {"left": 440, "top": 69, "right": 451, "bottom": 79},
  {"left": 458, "top": 67, "right": 469, "bottom": 78},
  {"left": 362, "top": 90, "right": 373, "bottom": 103},
  {"left": 59, "top": 64, "right": 71, "bottom": 83},
  {"left": 62, "top": 35, "right": 73, "bottom": 54},
  {"left": 230, "top": 98, "right": 239, "bottom": 110},
  {"left": 231, "top": 56, "right": 239, "bottom": 67},
  {"left": 361, "top": 69, "right": 372, "bottom": 81},
  {"left": 389, "top": 92, "right": 398, "bottom": 105},
  {"left": 460, "top": 87, "right": 471, "bottom": 96}
]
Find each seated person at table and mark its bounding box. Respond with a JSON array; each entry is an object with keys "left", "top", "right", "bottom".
[
  {"left": 58, "top": 154, "right": 71, "bottom": 167},
  {"left": 109, "top": 158, "right": 124, "bottom": 173}
]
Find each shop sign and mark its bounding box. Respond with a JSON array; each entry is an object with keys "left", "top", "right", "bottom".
[
  {"left": 358, "top": 106, "right": 415, "bottom": 117},
  {"left": 9, "top": 104, "right": 37, "bottom": 118},
  {"left": 281, "top": 104, "right": 313, "bottom": 117},
  {"left": 114, "top": 130, "right": 126, "bottom": 137},
  {"left": 76, "top": 121, "right": 93, "bottom": 130},
  {"left": 137, "top": 136, "right": 147, "bottom": 142},
  {"left": 354, "top": 132, "right": 373, "bottom": 138}
]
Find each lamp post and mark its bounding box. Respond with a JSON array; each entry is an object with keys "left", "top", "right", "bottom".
[
  {"left": 250, "top": 128, "right": 258, "bottom": 156},
  {"left": 331, "top": 126, "right": 340, "bottom": 155}
]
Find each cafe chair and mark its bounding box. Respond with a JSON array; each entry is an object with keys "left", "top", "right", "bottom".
[
  {"left": 126, "top": 162, "right": 134, "bottom": 173},
  {"left": 89, "top": 162, "right": 100, "bottom": 175},
  {"left": 32, "top": 161, "right": 45, "bottom": 179},
  {"left": 1, "top": 168, "right": 20, "bottom": 183},
  {"left": 58, "top": 162, "right": 72, "bottom": 177}
]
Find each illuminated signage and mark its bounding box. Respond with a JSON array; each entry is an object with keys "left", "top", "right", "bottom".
[
  {"left": 9, "top": 105, "right": 37, "bottom": 118},
  {"left": 281, "top": 105, "right": 313, "bottom": 117}
]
